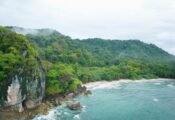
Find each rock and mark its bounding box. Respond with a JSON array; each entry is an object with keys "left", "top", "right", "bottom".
[
  {"left": 84, "top": 90, "right": 92, "bottom": 96},
  {"left": 67, "top": 102, "right": 82, "bottom": 110},
  {"left": 18, "top": 104, "right": 24, "bottom": 112},
  {"left": 74, "top": 86, "right": 87, "bottom": 96},
  {"left": 49, "top": 103, "right": 54, "bottom": 108},
  {"left": 65, "top": 93, "right": 74, "bottom": 99},
  {"left": 24, "top": 100, "right": 37, "bottom": 109},
  {"left": 3, "top": 58, "right": 46, "bottom": 112},
  {"left": 55, "top": 99, "right": 62, "bottom": 105},
  {"left": 6, "top": 75, "right": 24, "bottom": 112}
]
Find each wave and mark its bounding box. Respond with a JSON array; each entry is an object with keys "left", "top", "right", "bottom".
[
  {"left": 73, "top": 114, "right": 80, "bottom": 120},
  {"left": 154, "top": 82, "right": 161, "bottom": 85},
  {"left": 84, "top": 80, "right": 132, "bottom": 90},
  {"left": 153, "top": 98, "right": 159, "bottom": 102},
  {"left": 33, "top": 109, "right": 56, "bottom": 120},
  {"left": 167, "top": 83, "right": 174, "bottom": 88}
]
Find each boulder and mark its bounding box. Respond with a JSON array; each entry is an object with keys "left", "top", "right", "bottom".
[
  {"left": 74, "top": 86, "right": 87, "bottom": 96},
  {"left": 84, "top": 90, "right": 92, "bottom": 96},
  {"left": 67, "top": 102, "right": 82, "bottom": 110},
  {"left": 65, "top": 93, "right": 74, "bottom": 99},
  {"left": 24, "top": 100, "right": 37, "bottom": 109}
]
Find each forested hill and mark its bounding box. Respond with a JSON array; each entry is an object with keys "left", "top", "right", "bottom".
[
  {"left": 79, "top": 38, "right": 174, "bottom": 62},
  {"left": 4, "top": 26, "right": 175, "bottom": 96},
  {"left": 7, "top": 26, "right": 175, "bottom": 65}
]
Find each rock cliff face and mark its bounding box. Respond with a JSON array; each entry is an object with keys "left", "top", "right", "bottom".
[
  {"left": 7, "top": 75, "right": 24, "bottom": 112},
  {"left": 0, "top": 26, "right": 46, "bottom": 112},
  {"left": 5, "top": 58, "right": 46, "bottom": 112},
  {"left": 24, "top": 58, "right": 46, "bottom": 109}
]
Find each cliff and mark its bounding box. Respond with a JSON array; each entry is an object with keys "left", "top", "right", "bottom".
[
  {"left": 1, "top": 25, "right": 175, "bottom": 113},
  {"left": 0, "top": 26, "right": 46, "bottom": 112}
]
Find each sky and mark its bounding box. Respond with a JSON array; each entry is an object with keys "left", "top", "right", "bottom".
[{"left": 0, "top": 0, "right": 175, "bottom": 55}]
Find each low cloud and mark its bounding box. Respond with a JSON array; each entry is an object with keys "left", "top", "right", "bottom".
[{"left": 0, "top": 0, "right": 175, "bottom": 54}]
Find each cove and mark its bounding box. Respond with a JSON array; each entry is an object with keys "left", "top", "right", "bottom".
[{"left": 33, "top": 79, "right": 175, "bottom": 120}]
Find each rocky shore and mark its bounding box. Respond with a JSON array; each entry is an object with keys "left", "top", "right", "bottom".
[
  {"left": 1, "top": 78, "right": 169, "bottom": 120},
  {"left": 0, "top": 86, "right": 91, "bottom": 120}
]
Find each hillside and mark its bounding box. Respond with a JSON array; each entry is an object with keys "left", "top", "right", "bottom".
[
  {"left": 8, "top": 26, "right": 174, "bottom": 64},
  {"left": 0, "top": 26, "right": 46, "bottom": 112},
  {"left": 81, "top": 38, "right": 174, "bottom": 62},
  {"left": 5, "top": 26, "right": 175, "bottom": 95}
]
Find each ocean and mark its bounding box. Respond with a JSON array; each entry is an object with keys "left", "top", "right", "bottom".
[{"left": 33, "top": 79, "right": 175, "bottom": 120}]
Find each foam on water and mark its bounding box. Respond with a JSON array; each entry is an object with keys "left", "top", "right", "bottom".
[
  {"left": 73, "top": 114, "right": 80, "bottom": 120},
  {"left": 154, "top": 82, "right": 161, "bottom": 85},
  {"left": 167, "top": 83, "right": 174, "bottom": 87},
  {"left": 85, "top": 80, "right": 132, "bottom": 90},
  {"left": 82, "top": 105, "right": 87, "bottom": 112},
  {"left": 89, "top": 81, "right": 132, "bottom": 90},
  {"left": 33, "top": 79, "right": 175, "bottom": 120},
  {"left": 153, "top": 98, "right": 159, "bottom": 102},
  {"left": 33, "top": 109, "right": 56, "bottom": 120},
  {"left": 92, "top": 84, "right": 116, "bottom": 90}
]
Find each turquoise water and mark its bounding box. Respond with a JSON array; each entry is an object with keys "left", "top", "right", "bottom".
[{"left": 33, "top": 79, "right": 175, "bottom": 120}]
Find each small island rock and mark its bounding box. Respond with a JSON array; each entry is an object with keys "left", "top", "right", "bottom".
[{"left": 67, "top": 102, "right": 82, "bottom": 110}]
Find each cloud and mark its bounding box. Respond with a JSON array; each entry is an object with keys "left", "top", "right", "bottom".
[{"left": 0, "top": 0, "right": 175, "bottom": 55}]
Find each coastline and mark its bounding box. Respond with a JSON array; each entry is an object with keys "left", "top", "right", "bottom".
[
  {"left": 0, "top": 86, "right": 88, "bottom": 120},
  {"left": 83, "top": 78, "right": 174, "bottom": 90},
  {"left": 1, "top": 78, "right": 174, "bottom": 120}
]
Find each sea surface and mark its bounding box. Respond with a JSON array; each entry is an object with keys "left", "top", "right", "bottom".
[{"left": 33, "top": 79, "right": 175, "bottom": 120}]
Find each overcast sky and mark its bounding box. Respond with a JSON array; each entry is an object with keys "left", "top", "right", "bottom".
[{"left": 0, "top": 0, "right": 175, "bottom": 55}]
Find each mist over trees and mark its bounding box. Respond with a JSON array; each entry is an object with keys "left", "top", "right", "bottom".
[{"left": 1, "top": 26, "right": 175, "bottom": 96}]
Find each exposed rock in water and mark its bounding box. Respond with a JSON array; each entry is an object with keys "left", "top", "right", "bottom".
[
  {"left": 64, "top": 93, "right": 74, "bottom": 99},
  {"left": 67, "top": 102, "right": 82, "bottom": 110},
  {"left": 0, "top": 85, "right": 89, "bottom": 120},
  {"left": 84, "top": 90, "right": 92, "bottom": 96}
]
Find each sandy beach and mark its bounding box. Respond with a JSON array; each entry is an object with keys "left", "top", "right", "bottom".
[{"left": 83, "top": 78, "right": 174, "bottom": 90}]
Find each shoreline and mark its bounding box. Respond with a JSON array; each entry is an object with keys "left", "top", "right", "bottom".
[
  {"left": 83, "top": 78, "right": 175, "bottom": 90},
  {"left": 1, "top": 78, "right": 174, "bottom": 120},
  {"left": 0, "top": 86, "right": 88, "bottom": 120}
]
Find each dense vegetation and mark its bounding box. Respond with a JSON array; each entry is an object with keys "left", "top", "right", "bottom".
[
  {"left": 0, "top": 26, "right": 39, "bottom": 104},
  {"left": 3, "top": 26, "right": 175, "bottom": 96},
  {"left": 23, "top": 27, "right": 175, "bottom": 95}
]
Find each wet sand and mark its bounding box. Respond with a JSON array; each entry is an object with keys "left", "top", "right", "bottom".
[{"left": 83, "top": 78, "right": 174, "bottom": 90}]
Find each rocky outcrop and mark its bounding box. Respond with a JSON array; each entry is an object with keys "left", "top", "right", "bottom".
[
  {"left": 73, "top": 86, "right": 87, "bottom": 96},
  {"left": 0, "top": 85, "right": 89, "bottom": 120},
  {"left": 24, "top": 58, "right": 46, "bottom": 109},
  {"left": 0, "top": 27, "right": 46, "bottom": 113},
  {"left": 3, "top": 58, "right": 46, "bottom": 112},
  {"left": 67, "top": 102, "right": 82, "bottom": 110},
  {"left": 84, "top": 90, "right": 92, "bottom": 96},
  {"left": 6, "top": 75, "right": 25, "bottom": 112}
]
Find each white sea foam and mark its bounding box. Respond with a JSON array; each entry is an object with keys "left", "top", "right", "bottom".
[
  {"left": 83, "top": 78, "right": 174, "bottom": 90},
  {"left": 154, "top": 82, "right": 161, "bottom": 85},
  {"left": 153, "top": 98, "right": 159, "bottom": 102},
  {"left": 33, "top": 78, "right": 174, "bottom": 120},
  {"left": 82, "top": 105, "right": 87, "bottom": 112},
  {"left": 33, "top": 109, "right": 56, "bottom": 120},
  {"left": 64, "top": 112, "right": 69, "bottom": 115},
  {"left": 73, "top": 114, "right": 80, "bottom": 120},
  {"left": 83, "top": 79, "right": 131, "bottom": 90},
  {"left": 92, "top": 83, "right": 116, "bottom": 90},
  {"left": 167, "top": 83, "right": 174, "bottom": 87}
]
